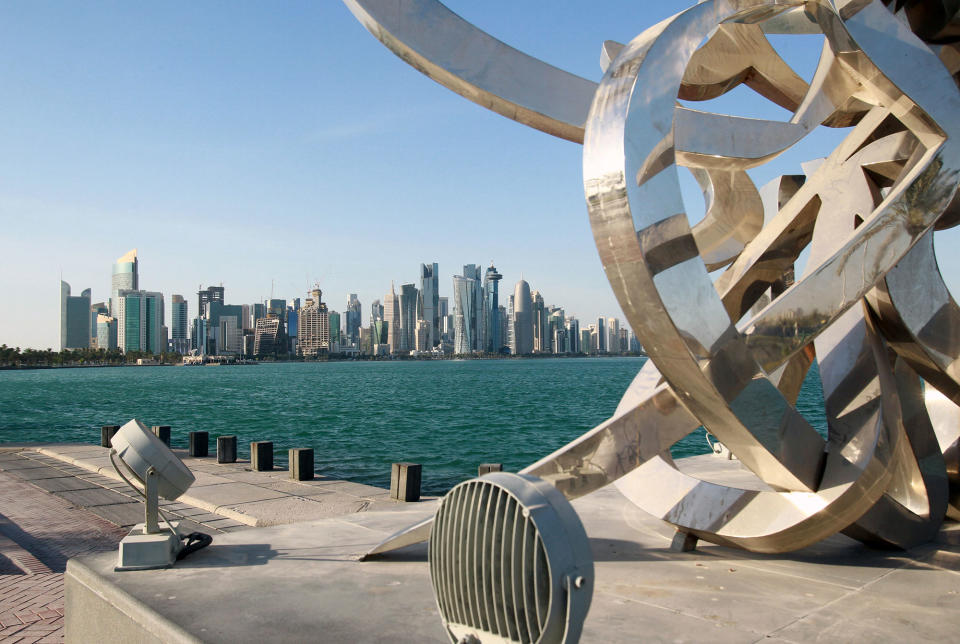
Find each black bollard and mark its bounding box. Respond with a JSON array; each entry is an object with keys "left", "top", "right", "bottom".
[
  {"left": 100, "top": 425, "right": 120, "bottom": 448},
  {"left": 217, "top": 435, "right": 237, "bottom": 464},
  {"left": 251, "top": 441, "right": 274, "bottom": 471},
  {"left": 189, "top": 431, "right": 209, "bottom": 457},
  {"left": 478, "top": 463, "right": 503, "bottom": 476},
  {"left": 289, "top": 448, "right": 314, "bottom": 481},
  {"left": 391, "top": 462, "right": 422, "bottom": 502},
  {"left": 151, "top": 425, "right": 171, "bottom": 447}
]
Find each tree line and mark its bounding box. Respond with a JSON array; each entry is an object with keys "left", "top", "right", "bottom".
[{"left": 0, "top": 345, "right": 183, "bottom": 367}]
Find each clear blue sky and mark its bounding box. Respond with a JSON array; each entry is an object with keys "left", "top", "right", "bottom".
[{"left": 1, "top": 1, "right": 956, "bottom": 349}]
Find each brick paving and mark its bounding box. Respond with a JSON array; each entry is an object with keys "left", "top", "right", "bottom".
[{"left": 0, "top": 448, "right": 251, "bottom": 643}]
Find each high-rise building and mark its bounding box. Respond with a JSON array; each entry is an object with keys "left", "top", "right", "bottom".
[
  {"left": 110, "top": 249, "right": 138, "bottom": 317},
  {"left": 253, "top": 317, "right": 285, "bottom": 356},
  {"left": 60, "top": 281, "right": 91, "bottom": 350},
  {"left": 384, "top": 283, "right": 400, "bottom": 354},
  {"left": 346, "top": 294, "right": 362, "bottom": 344},
  {"left": 512, "top": 279, "right": 533, "bottom": 355},
  {"left": 299, "top": 288, "right": 330, "bottom": 357},
  {"left": 566, "top": 317, "right": 580, "bottom": 354},
  {"left": 171, "top": 295, "right": 188, "bottom": 341},
  {"left": 596, "top": 317, "right": 607, "bottom": 353},
  {"left": 463, "top": 265, "right": 485, "bottom": 352},
  {"left": 452, "top": 273, "right": 478, "bottom": 354},
  {"left": 483, "top": 264, "right": 502, "bottom": 353},
  {"left": 507, "top": 294, "right": 515, "bottom": 352},
  {"left": 328, "top": 310, "right": 341, "bottom": 347},
  {"left": 252, "top": 303, "right": 265, "bottom": 329},
  {"left": 96, "top": 314, "right": 117, "bottom": 350},
  {"left": 89, "top": 302, "right": 108, "bottom": 347},
  {"left": 267, "top": 299, "right": 286, "bottom": 323},
  {"left": 550, "top": 310, "right": 566, "bottom": 354},
  {"left": 117, "top": 290, "right": 164, "bottom": 354},
  {"left": 438, "top": 296, "right": 450, "bottom": 342},
  {"left": 198, "top": 285, "right": 225, "bottom": 319},
  {"left": 370, "top": 299, "right": 384, "bottom": 325},
  {"left": 415, "top": 319, "right": 431, "bottom": 352},
  {"left": 580, "top": 328, "right": 592, "bottom": 354},
  {"left": 532, "top": 291, "right": 548, "bottom": 353},
  {"left": 608, "top": 318, "right": 620, "bottom": 355},
  {"left": 419, "top": 262, "right": 439, "bottom": 348},
  {"left": 498, "top": 305, "right": 508, "bottom": 355},
  {"left": 399, "top": 283, "right": 418, "bottom": 353}
]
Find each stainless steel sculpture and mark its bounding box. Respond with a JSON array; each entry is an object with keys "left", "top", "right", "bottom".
[{"left": 345, "top": 0, "right": 960, "bottom": 555}]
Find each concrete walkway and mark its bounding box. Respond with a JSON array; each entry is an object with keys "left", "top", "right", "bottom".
[{"left": 0, "top": 443, "right": 418, "bottom": 643}]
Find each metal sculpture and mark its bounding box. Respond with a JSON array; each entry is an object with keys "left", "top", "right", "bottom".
[{"left": 344, "top": 0, "right": 960, "bottom": 554}]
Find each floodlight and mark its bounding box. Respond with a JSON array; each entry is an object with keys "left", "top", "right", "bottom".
[
  {"left": 429, "top": 472, "right": 593, "bottom": 644},
  {"left": 110, "top": 418, "right": 197, "bottom": 571}
]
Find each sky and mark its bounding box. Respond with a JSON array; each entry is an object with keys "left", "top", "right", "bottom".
[{"left": 0, "top": 1, "right": 956, "bottom": 349}]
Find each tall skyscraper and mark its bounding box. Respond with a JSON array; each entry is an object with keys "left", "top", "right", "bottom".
[
  {"left": 596, "top": 317, "right": 607, "bottom": 353},
  {"left": 608, "top": 318, "right": 620, "bottom": 355},
  {"left": 328, "top": 310, "right": 341, "bottom": 347},
  {"left": 96, "top": 314, "right": 117, "bottom": 350},
  {"left": 452, "top": 272, "right": 479, "bottom": 354},
  {"left": 483, "top": 264, "right": 502, "bottom": 353},
  {"left": 531, "top": 290, "right": 548, "bottom": 353},
  {"left": 89, "top": 302, "right": 107, "bottom": 347},
  {"left": 419, "top": 262, "right": 439, "bottom": 348},
  {"left": 110, "top": 249, "right": 138, "bottom": 317},
  {"left": 198, "top": 285, "right": 224, "bottom": 319},
  {"left": 171, "top": 295, "right": 188, "bottom": 340},
  {"left": 462, "top": 265, "right": 485, "bottom": 352},
  {"left": 512, "top": 279, "right": 533, "bottom": 355},
  {"left": 253, "top": 317, "right": 285, "bottom": 356},
  {"left": 384, "top": 283, "right": 400, "bottom": 354},
  {"left": 117, "top": 290, "right": 164, "bottom": 354},
  {"left": 60, "top": 281, "right": 91, "bottom": 350},
  {"left": 498, "top": 305, "right": 508, "bottom": 355},
  {"left": 346, "top": 294, "right": 362, "bottom": 344},
  {"left": 299, "top": 288, "right": 330, "bottom": 357},
  {"left": 399, "top": 283, "right": 418, "bottom": 352}
]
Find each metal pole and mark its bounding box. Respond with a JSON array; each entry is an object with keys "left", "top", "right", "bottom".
[{"left": 145, "top": 466, "right": 159, "bottom": 534}]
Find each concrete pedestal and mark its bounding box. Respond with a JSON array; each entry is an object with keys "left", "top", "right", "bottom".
[
  {"left": 217, "top": 436, "right": 237, "bottom": 464},
  {"left": 289, "top": 448, "right": 314, "bottom": 481},
  {"left": 250, "top": 441, "right": 273, "bottom": 471},
  {"left": 189, "top": 432, "right": 208, "bottom": 458}
]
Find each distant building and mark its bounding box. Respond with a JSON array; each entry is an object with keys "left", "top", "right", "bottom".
[
  {"left": 96, "top": 314, "right": 117, "bottom": 350},
  {"left": 498, "top": 305, "right": 508, "bottom": 354},
  {"left": 419, "top": 262, "right": 439, "bottom": 348},
  {"left": 415, "top": 318, "right": 430, "bottom": 352},
  {"left": 171, "top": 295, "right": 188, "bottom": 342},
  {"left": 384, "top": 283, "right": 400, "bottom": 354},
  {"left": 328, "top": 310, "right": 341, "bottom": 347},
  {"left": 566, "top": 317, "right": 580, "bottom": 354},
  {"left": 346, "top": 294, "right": 362, "bottom": 344},
  {"left": 399, "top": 283, "right": 418, "bottom": 352},
  {"left": 299, "top": 288, "right": 330, "bottom": 357},
  {"left": 452, "top": 273, "right": 478, "bottom": 354},
  {"left": 197, "top": 285, "right": 224, "bottom": 319},
  {"left": 596, "top": 317, "right": 606, "bottom": 353},
  {"left": 532, "top": 290, "right": 547, "bottom": 354},
  {"left": 267, "top": 299, "right": 286, "bottom": 324},
  {"left": 370, "top": 299, "right": 384, "bottom": 325},
  {"left": 438, "top": 296, "right": 450, "bottom": 343},
  {"left": 89, "top": 301, "right": 108, "bottom": 347},
  {"left": 483, "top": 264, "right": 502, "bottom": 353},
  {"left": 254, "top": 317, "right": 285, "bottom": 356},
  {"left": 60, "top": 281, "right": 91, "bottom": 350},
  {"left": 580, "top": 328, "right": 592, "bottom": 354},
  {"left": 117, "top": 289, "right": 164, "bottom": 354},
  {"left": 110, "top": 249, "right": 138, "bottom": 317},
  {"left": 512, "top": 280, "right": 533, "bottom": 355},
  {"left": 608, "top": 318, "right": 620, "bottom": 355}
]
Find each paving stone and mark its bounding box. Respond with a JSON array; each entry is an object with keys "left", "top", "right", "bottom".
[
  {"left": 53, "top": 489, "right": 138, "bottom": 508},
  {"left": 29, "top": 478, "right": 99, "bottom": 493},
  {"left": 184, "top": 481, "right": 288, "bottom": 507},
  {"left": 88, "top": 504, "right": 146, "bottom": 528},
  {"left": 1, "top": 467, "right": 70, "bottom": 482}
]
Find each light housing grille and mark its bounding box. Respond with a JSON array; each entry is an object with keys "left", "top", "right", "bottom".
[{"left": 429, "top": 472, "right": 592, "bottom": 644}]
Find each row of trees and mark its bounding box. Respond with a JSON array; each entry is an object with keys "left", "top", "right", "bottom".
[{"left": 0, "top": 345, "right": 184, "bottom": 367}]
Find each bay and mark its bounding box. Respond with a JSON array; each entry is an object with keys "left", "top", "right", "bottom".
[{"left": 0, "top": 357, "right": 826, "bottom": 495}]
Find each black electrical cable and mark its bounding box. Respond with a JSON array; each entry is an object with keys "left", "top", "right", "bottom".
[{"left": 177, "top": 532, "right": 213, "bottom": 560}]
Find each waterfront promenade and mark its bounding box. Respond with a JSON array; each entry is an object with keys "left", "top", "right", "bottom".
[{"left": 2, "top": 443, "right": 960, "bottom": 642}]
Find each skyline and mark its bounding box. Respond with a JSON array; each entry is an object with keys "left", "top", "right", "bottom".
[{"left": 2, "top": 2, "right": 957, "bottom": 349}]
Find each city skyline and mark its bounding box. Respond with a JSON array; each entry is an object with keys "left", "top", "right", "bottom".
[{"left": 2, "top": 2, "right": 957, "bottom": 349}]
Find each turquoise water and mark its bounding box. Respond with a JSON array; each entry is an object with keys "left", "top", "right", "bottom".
[{"left": 0, "top": 358, "right": 826, "bottom": 495}]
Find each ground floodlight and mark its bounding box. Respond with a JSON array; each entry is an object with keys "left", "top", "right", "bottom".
[
  {"left": 429, "top": 472, "right": 593, "bottom": 644},
  {"left": 110, "top": 418, "right": 196, "bottom": 571}
]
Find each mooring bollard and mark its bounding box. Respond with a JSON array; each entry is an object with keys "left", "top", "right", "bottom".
[
  {"left": 217, "top": 435, "right": 237, "bottom": 464},
  {"left": 478, "top": 463, "right": 503, "bottom": 476},
  {"left": 289, "top": 448, "right": 314, "bottom": 481},
  {"left": 189, "top": 431, "right": 209, "bottom": 457},
  {"left": 151, "top": 425, "right": 171, "bottom": 447},
  {"left": 100, "top": 425, "right": 121, "bottom": 448},
  {"left": 251, "top": 441, "right": 274, "bottom": 471},
  {"left": 391, "top": 462, "right": 422, "bottom": 502}
]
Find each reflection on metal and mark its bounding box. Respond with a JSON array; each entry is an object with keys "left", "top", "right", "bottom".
[{"left": 346, "top": 0, "right": 960, "bottom": 555}]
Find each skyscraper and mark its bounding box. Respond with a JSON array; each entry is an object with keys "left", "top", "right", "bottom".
[
  {"left": 110, "top": 249, "right": 138, "bottom": 317},
  {"left": 60, "top": 281, "right": 91, "bottom": 350},
  {"left": 96, "top": 314, "right": 117, "bottom": 350},
  {"left": 399, "top": 283, "right": 418, "bottom": 352},
  {"left": 328, "top": 310, "right": 341, "bottom": 347},
  {"left": 346, "top": 294, "right": 362, "bottom": 344},
  {"left": 253, "top": 317, "right": 285, "bottom": 356},
  {"left": 370, "top": 299, "right": 384, "bottom": 325},
  {"left": 89, "top": 302, "right": 108, "bottom": 347},
  {"left": 608, "top": 318, "right": 620, "bottom": 355},
  {"left": 117, "top": 290, "right": 164, "bottom": 354},
  {"left": 462, "top": 264, "right": 485, "bottom": 352},
  {"left": 384, "top": 283, "right": 400, "bottom": 354},
  {"left": 299, "top": 288, "right": 330, "bottom": 357},
  {"left": 596, "top": 317, "right": 607, "bottom": 353},
  {"left": 531, "top": 290, "right": 548, "bottom": 353},
  {"left": 198, "top": 285, "right": 224, "bottom": 319},
  {"left": 452, "top": 272, "right": 478, "bottom": 354},
  {"left": 483, "top": 264, "right": 502, "bottom": 353},
  {"left": 170, "top": 295, "right": 189, "bottom": 354},
  {"left": 419, "top": 262, "right": 439, "bottom": 348},
  {"left": 512, "top": 279, "right": 533, "bottom": 355}
]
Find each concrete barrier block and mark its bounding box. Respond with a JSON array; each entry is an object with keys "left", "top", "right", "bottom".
[
  {"left": 189, "top": 431, "right": 209, "bottom": 458},
  {"left": 391, "top": 462, "right": 421, "bottom": 502},
  {"left": 251, "top": 441, "right": 273, "bottom": 471},
  {"left": 151, "top": 425, "right": 171, "bottom": 447},
  {"left": 100, "top": 425, "right": 120, "bottom": 448},
  {"left": 289, "top": 448, "right": 314, "bottom": 481},
  {"left": 217, "top": 435, "right": 237, "bottom": 464}
]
